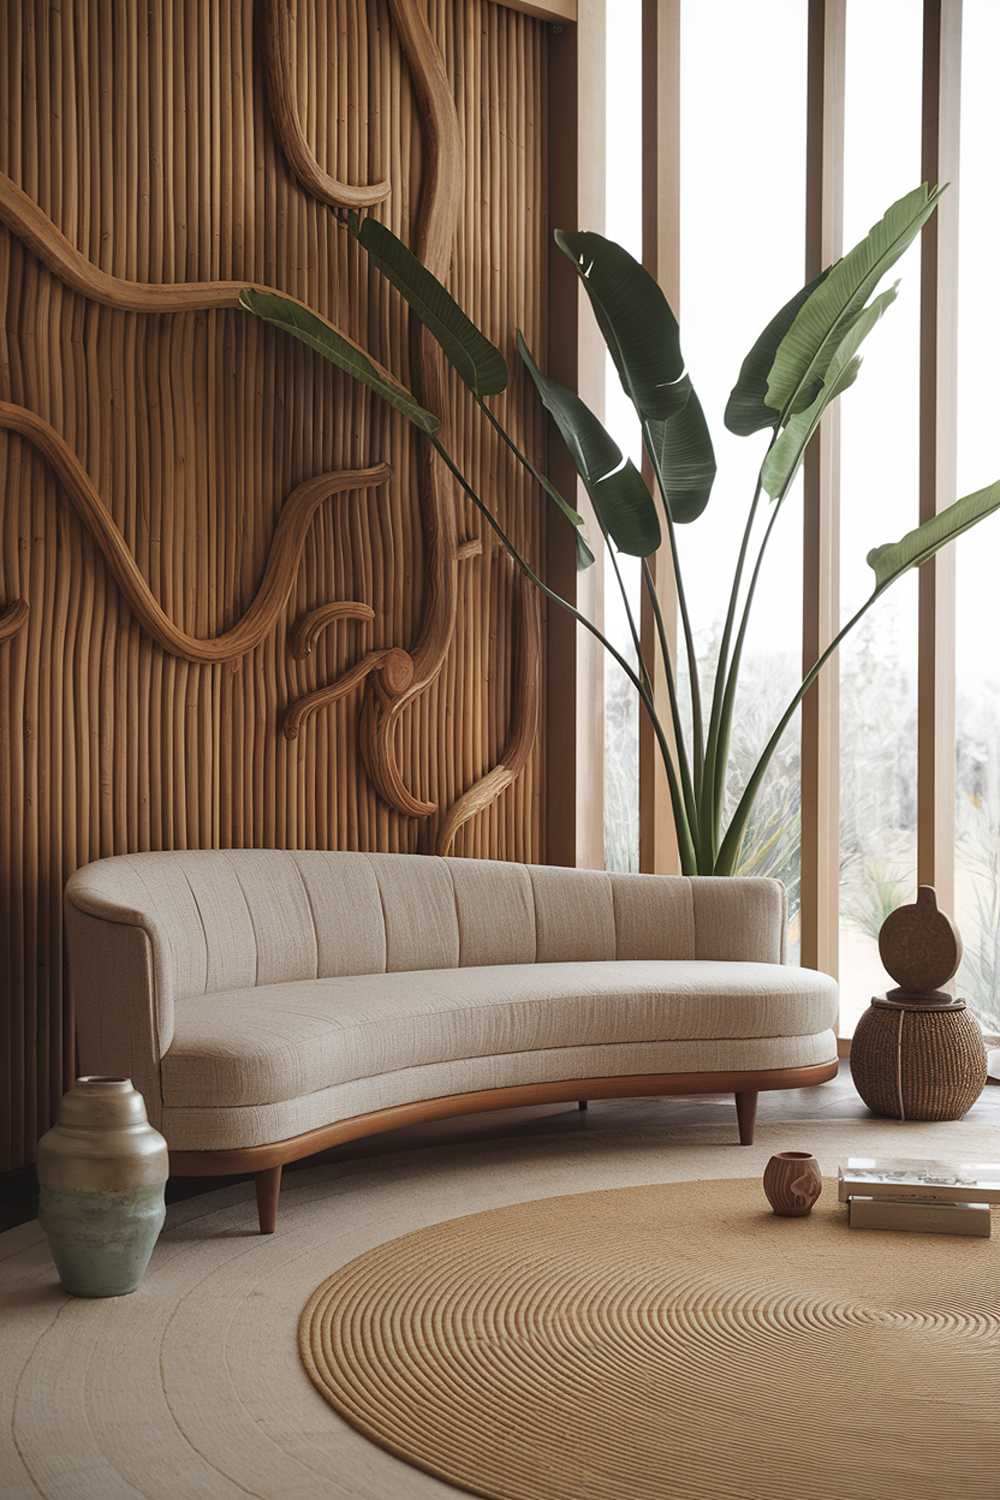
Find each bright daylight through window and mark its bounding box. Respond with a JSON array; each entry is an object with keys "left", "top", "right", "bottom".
[
  {"left": 837, "top": 0, "right": 922, "bottom": 1034},
  {"left": 955, "top": 0, "right": 1000, "bottom": 1039},
  {"left": 602, "top": 0, "right": 998, "bottom": 1041}
]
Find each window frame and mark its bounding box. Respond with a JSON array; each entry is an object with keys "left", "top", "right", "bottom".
[
  {"left": 634, "top": 0, "right": 966, "bottom": 1043},
  {"left": 549, "top": 1, "right": 974, "bottom": 1043}
]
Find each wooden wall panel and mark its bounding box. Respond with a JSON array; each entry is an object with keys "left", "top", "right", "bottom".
[{"left": 0, "top": 0, "right": 548, "bottom": 1169}]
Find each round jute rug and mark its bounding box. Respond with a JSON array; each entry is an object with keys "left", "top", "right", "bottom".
[{"left": 300, "top": 1176, "right": 999, "bottom": 1500}]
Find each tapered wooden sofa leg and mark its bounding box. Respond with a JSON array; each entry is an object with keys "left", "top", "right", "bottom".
[
  {"left": 578, "top": 1100, "right": 588, "bottom": 1112},
  {"left": 255, "top": 1165, "right": 283, "bottom": 1234},
  {"left": 735, "top": 1091, "right": 758, "bottom": 1146}
]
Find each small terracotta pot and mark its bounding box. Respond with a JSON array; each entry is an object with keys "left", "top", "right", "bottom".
[{"left": 763, "top": 1152, "right": 823, "bottom": 1217}]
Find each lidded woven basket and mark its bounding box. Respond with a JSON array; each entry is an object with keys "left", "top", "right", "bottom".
[
  {"left": 851, "top": 886, "right": 986, "bottom": 1121},
  {"left": 850, "top": 1000, "right": 987, "bottom": 1121}
]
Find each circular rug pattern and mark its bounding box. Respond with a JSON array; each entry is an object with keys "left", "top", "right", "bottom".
[{"left": 300, "top": 1177, "right": 999, "bottom": 1500}]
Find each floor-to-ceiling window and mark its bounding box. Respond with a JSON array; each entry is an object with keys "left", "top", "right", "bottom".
[
  {"left": 602, "top": 0, "right": 643, "bottom": 873},
  {"left": 837, "top": 0, "right": 923, "bottom": 1034},
  {"left": 599, "top": 2, "right": 998, "bottom": 1044},
  {"left": 955, "top": 0, "right": 1000, "bottom": 1039},
  {"left": 677, "top": 0, "right": 808, "bottom": 955},
  {"left": 602, "top": 0, "right": 809, "bottom": 913}
]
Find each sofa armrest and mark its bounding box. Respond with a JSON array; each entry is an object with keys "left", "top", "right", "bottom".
[
  {"left": 64, "top": 885, "right": 173, "bottom": 1127},
  {"left": 689, "top": 877, "right": 787, "bottom": 965}
]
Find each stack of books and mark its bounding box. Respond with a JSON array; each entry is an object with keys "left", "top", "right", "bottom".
[{"left": 838, "top": 1157, "right": 1000, "bottom": 1237}]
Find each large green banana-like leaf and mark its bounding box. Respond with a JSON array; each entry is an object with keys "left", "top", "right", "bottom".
[
  {"left": 646, "top": 390, "right": 717, "bottom": 522},
  {"left": 724, "top": 269, "right": 829, "bottom": 435},
  {"left": 761, "top": 284, "right": 898, "bottom": 500},
  {"left": 554, "top": 229, "right": 691, "bottom": 422},
  {"left": 518, "top": 332, "right": 660, "bottom": 557},
  {"left": 867, "top": 479, "right": 1000, "bottom": 591},
  {"left": 239, "top": 289, "right": 440, "bottom": 434},
  {"left": 766, "top": 184, "right": 943, "bottom": 418},
  {"left": 355, "top": 217, "right": 508, "bottom": 397},
  {"left": 488, "top": 365, "right": 596, "bottom": 570}
]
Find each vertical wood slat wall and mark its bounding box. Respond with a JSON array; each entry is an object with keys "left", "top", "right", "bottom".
[
  {"left": 0, "top": 0, "right": 551, "bottom": 1172},
  {"left": 637, "top": 1, "right": 965, "bottom": 1032}
]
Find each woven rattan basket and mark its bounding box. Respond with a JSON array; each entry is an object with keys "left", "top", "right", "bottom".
[{"left": 850, "top": 997, "right": 987, "bottom": 1121}]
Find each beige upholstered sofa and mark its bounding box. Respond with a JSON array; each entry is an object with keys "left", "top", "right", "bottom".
[{"left": 65, "top": 850, "right": 839, "bottom": 1231}]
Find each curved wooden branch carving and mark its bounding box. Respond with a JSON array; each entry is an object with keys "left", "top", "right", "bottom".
[
  {"left": 358, "top": 670, "right": 436, "bottom": 817},
  {"left": 284, "top": 646, "right": 414, "bottom": 742},
  {"left": 283, "top": 535, "right": 481, "bottom": 811},
  {"left": 291, "top": 600, "right": 375, "bottom": 659},
  {"left": 434, "top": 570, "right": 541, "bottom": 856},
  {"left": 0, "top": 402, "right": 390, "bottom": 663},
  {"left": 0, "top": 171, "right": 403, "bottom": 395},
  {"left": 0, "top": 598, "right": 29, "bottom": 643},
  {"left": 358, "top": 0, "right": 464, "bottom": 818},
  {"left": 262, "top": 0, "right": 465, "bottom": 818},
  {"left": 262, "top": 0, "right": 390, "bottom": 210},
  {"left": 1, "top": 7, "right": 468, "bottom": 816}
]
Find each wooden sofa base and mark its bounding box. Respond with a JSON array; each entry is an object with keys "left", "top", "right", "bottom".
[{"left": 169, "top": 1061, "right": 839, "bottom": 1234}]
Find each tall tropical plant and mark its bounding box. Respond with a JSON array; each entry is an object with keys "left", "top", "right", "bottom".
[{"left": 241, "top": 185, "right": 1000, "bottom": 875}]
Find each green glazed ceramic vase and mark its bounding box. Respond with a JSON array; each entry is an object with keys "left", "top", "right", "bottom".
[{"left": 37, "top": 1077, "right": 168, "bottom": 1298}]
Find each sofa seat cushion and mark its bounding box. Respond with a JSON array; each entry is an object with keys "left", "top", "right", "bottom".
[{"left": 161, "top": 960, "right": 838, "bottom": 1109}]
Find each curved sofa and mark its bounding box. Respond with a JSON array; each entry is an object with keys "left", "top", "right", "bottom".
[{"left": 65, "top": 850, "right": 839, "bottom": 1231}]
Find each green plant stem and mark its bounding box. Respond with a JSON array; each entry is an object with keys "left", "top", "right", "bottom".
[
  {"left": 711, "top": 492, "right": 786, "bottom": 849},
  {"left": 604, "top": 538, "right": 652, "bottom": 695},
  {"left": 701, "top": 484, "right": 762, "bottom": 852},
  {"left": 716, "top": 592, "right": 876, "bottom": 873},
  {"left": 476, "top": 396, "right": 582, "bottom": 525},
  {"left": 476, "top": 396, "right": 651, "bottom": 696},
  {"left": 710, "top": 412, "right": 816, "bottom": 848},
  {"left": 429, "top": 432, "right": 698, "bottom": 872},
  {"left": 641, "top": 422, "right": 705, "bottom": 794},
  {"left": 640, "top": 558, "right": 700, "bottom": 853},
  {"left": 702, "top": 431, "right": 780, "bottom": 859}
]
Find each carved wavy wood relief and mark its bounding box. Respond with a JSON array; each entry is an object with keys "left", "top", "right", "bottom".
[
  {"left": 0, "top": 597, "right": 28, "bottom": 641},
  {"left": 434, "top": 565, "right": 541, "bottom": 855},
  {"left": 269, "top": 0, "right": 535, "bottom": 837},
  {"left": 272, "top": 0, "right": 466, "bottom": 820},
  {"left": 0, "top": 401, "right": 389, "bottom": 661},
  {"left": 0, "top": 0, "right": 547, "bottom": 1169},
  {"left": 357, "top": 0, "right": 465, "bottom": 820},
  {"left": 0, "top": 170, "right": 403, "bottom": 380},
  {"left": 262, "top": 0, "right": 391, "bottom": 209},
  {"left": 291, "top": 600, "right": 376, "bottom": 659}
]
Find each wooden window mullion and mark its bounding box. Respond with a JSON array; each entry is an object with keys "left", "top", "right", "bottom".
[
  {"left": 801, "top": 0, "right": 845, "bottom": 981},
  {"left": 639, "top": 0, "right": 682, "bottom": 875},
  {"left": 917, "top": 0, "right": 961, "bottom": 910}
]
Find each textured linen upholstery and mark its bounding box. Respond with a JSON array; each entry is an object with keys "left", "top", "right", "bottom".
[
  {"left": 161, "top": 962, "right": 835, "bottom": 1109},
  {"left": 65, "top": 850, "right": 834, "bottom": 1147}
]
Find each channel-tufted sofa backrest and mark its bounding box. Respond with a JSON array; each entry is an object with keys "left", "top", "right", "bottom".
[{"left": 66, "top": 849, "right": 786, "bottom": 1005}]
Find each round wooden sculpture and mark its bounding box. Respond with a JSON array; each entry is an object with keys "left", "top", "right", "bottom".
[{"left": 877, "top": 885, "right": 962, "bottom": 997}]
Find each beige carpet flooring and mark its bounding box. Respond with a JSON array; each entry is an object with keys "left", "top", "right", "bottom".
[{"left": 2, "top": 1110, "right": 998, "bottom": 1498}]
